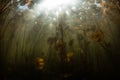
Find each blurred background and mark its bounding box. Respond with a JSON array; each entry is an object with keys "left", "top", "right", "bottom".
[{"left": 0, "top": 0, "right": 120, "bottom": 80}]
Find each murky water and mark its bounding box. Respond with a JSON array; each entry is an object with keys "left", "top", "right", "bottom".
[{"left": 0, "top": 0, "right": 120, "bottom": 79}]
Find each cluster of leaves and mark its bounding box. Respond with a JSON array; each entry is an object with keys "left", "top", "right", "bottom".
[{"left": 91, "top": 28, "right": 104, "bottom": 42}]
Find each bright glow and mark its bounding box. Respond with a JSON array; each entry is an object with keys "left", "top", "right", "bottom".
[
  {"left": 40, "top": 0, "right": 73, "bottom": 10},
  {"left": 53, "top": 18, "right": 56, "bottom": 21},
  {"left": 56, "top": 11, "right": 59, "bottom": 17},
  {"left": 65, "top": 10, "right": 69, "bottom": 15}
]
